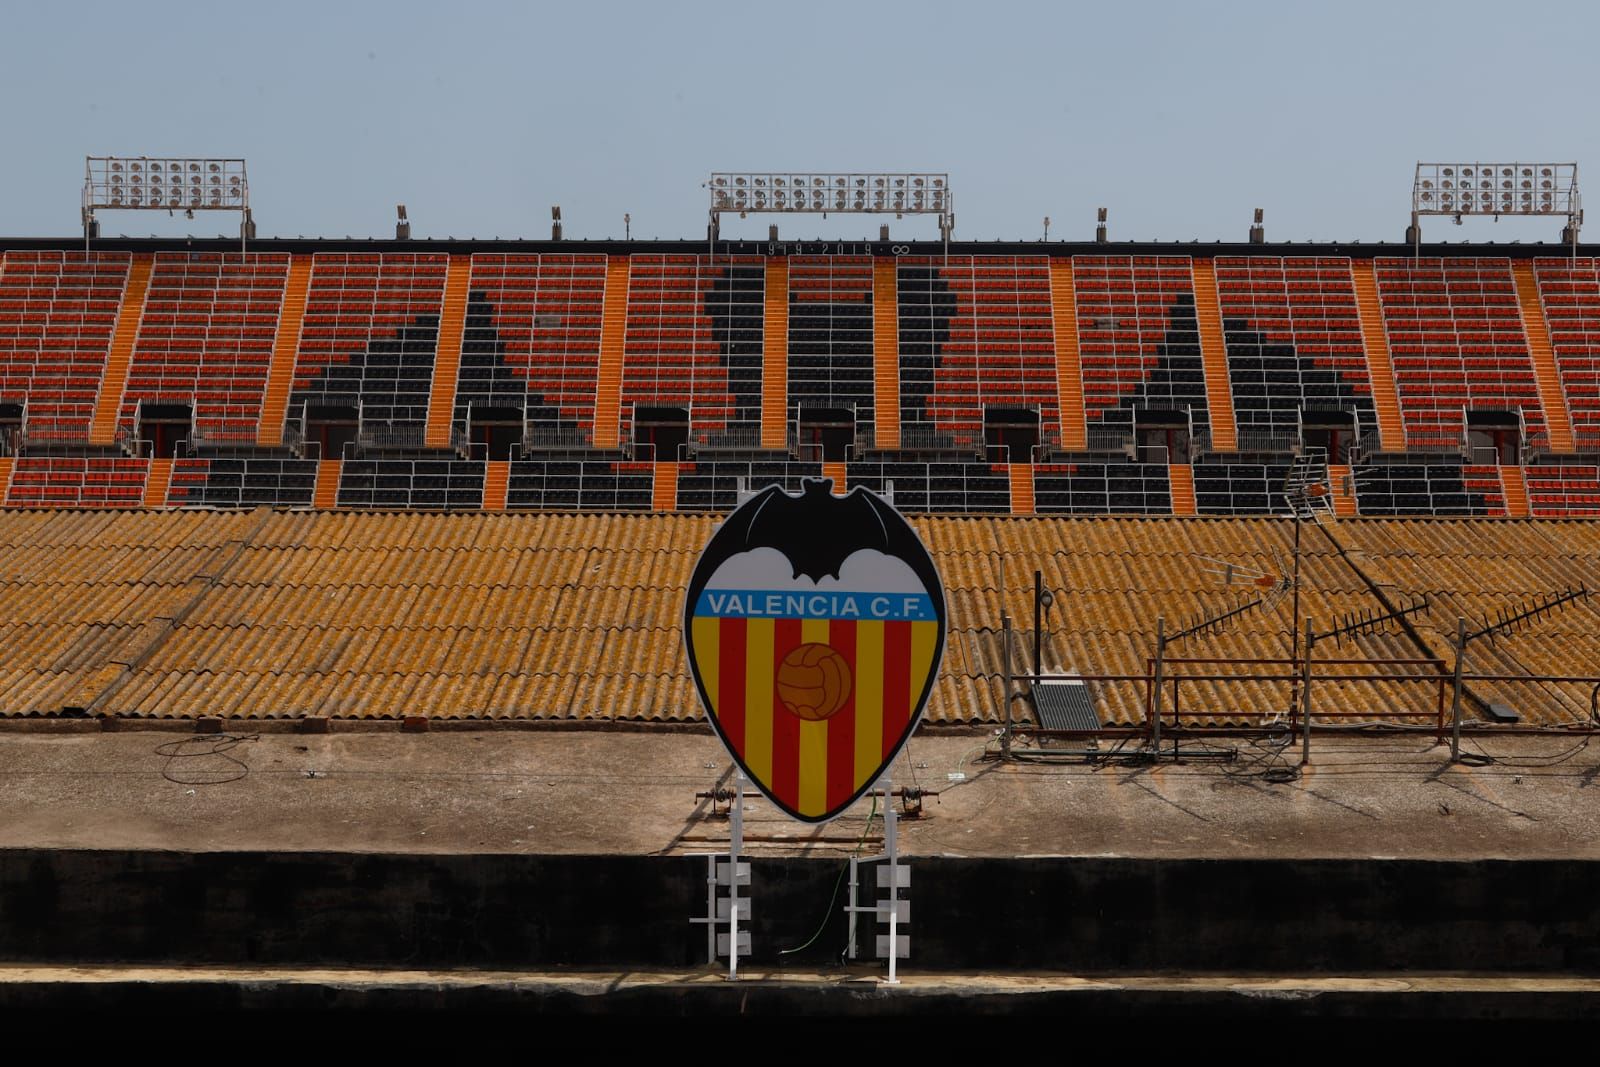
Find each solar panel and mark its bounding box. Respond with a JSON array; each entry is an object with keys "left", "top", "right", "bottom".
[{"left": 1032, "top": 677, "right": 1100, "bottom": 732}]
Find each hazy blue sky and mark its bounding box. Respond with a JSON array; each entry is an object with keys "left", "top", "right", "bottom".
[{"left": 3, "top": 0, "right": 1595, "bottom": 244}]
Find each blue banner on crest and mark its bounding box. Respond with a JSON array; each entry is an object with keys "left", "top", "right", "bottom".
[{"left": 695, "top": 589, "right": 937, "bottom": 622}]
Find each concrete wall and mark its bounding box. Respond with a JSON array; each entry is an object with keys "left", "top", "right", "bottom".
[{"left": 2, "top": 850, "right": 1597, "bottom": 972}]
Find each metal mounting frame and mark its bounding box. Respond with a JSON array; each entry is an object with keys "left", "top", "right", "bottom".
[
  {"left": 1411, "top": 161, "right": 1581, "bottom": 257},
  {"left": 83, "top": 156, "right": 252, "bottom": 250},
  {"left": 707, "top": 171, "right": 953, "bottom": 250}
]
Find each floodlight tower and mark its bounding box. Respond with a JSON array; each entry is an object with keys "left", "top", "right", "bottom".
[
  {"left": 706, "top": 172, "right": 954, "bottom": 257},
  {"left": 1409, "top": 162, "right": 1582, "bottom": 258},
  {"left": 83, "top": 156, "right": 252, "bottom": 250}
]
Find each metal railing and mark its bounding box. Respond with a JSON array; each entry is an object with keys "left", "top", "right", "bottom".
[
  {"left": 1232, "top": 428, "right": 1301, "bottom": 455},
  {"left": 189, "top": 424, "right": 261, "bottom": 450},
  {"left": 281, "top": 423, "right": 309, "bottom": 458},
  {"left": 357, "top": 424, "right": 427, "bottom": 451},
  {"left": 690, "top": 426, "right": 766, "bottom": 452},
  {"left": 891, "top": 424, "right": 978, "bottom": 455},
  {"left": 1002, "top": 658, "right": 1600, "bottom": 745},
  {"left": 1350, "top": 428, "right": 1390, "bottom": 464},
  {"left": 17, "top": 423, "right": 109, "bottom": 450},
  {"left": 1083, "top": 426, "right": 1135, "bottom": 455},
  {"left": 522, "top": 426, "right": 595, "bottom": 452}
]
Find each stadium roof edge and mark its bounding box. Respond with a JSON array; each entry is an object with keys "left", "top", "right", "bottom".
[{"left": 1, "top": 236, "right": 1595, "bottom": 258}]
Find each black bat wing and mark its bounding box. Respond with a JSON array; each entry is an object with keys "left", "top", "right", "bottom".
[
  {"left": 733, "top": 480, "right": 888, "bottom": 581},
  {"left": 686, "top": 478, "right": 944, "bottom": 615}
]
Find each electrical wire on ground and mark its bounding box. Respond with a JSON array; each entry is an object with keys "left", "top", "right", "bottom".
[
  {"left": 1462, "top": 733, "right": 1593, "bottom": 769},
  {"left": 155, "top": 733, "right": 261, "bottom": 785},
  {"left": 1217, "top": 723, "right": 1299, "bottom": 782}
]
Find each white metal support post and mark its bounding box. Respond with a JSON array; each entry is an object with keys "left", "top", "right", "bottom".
[
  {"left": 881, "top": 776, "right": 903, "bottom": 984},
  {"left": 725, "top": 772, "right": 746, "bottom": 979},
  {"left": 843, "top": 776, "right": 909, "bottom": 983},
  {"left": 689, "top": 773, "right": 751, "bottom": 979}
]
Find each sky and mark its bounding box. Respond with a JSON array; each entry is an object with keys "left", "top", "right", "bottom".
[{"left": 2, "top": 0, "right": 1596, "bottom": 245}]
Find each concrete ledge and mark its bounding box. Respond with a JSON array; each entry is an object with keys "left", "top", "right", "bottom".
[{"left": 1, "top": 964, "right": 1598, "bottom": 1018}]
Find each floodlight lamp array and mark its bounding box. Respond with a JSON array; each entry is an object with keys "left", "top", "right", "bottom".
[
  {"left": 84, "top": 157, "right": 248, "bottom": 212},
  {"left": 708, "top": 172, "right": 950, "bottom": 220},
  {"left": 1413, "top": 162, "right": 1578, "bottom": 218}
]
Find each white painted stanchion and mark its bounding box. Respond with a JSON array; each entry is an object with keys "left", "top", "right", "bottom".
[
  {"left": 844, "top": 776, "right": 909, "bottom": 983},
  {"left": 689, "top": 773, "right": 751, "bottom": 980}
]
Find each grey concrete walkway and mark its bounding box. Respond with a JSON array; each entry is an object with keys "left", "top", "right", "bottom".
[{"left": 1, "top": 727, "right": 1595, "bottom": 859}]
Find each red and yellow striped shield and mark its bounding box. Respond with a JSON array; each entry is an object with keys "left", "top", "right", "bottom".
[{"left": 683, "top": 480, "right": 946, "bottom": 823}]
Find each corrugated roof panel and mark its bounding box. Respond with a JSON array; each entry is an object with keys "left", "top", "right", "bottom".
[
  {"left": 487, "top": 673, "right": 575, "bottom": 719},
  {"left": 1, "top": 510, "right": 1598, "bottom": 726},
  {"left": 0, "top": 670, "right": 77, "bottom": 715}
]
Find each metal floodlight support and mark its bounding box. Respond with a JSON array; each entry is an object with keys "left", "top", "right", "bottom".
[
  {"left": 1410, "top": 162, "right": 1582, "bottom": 257},
  {"left": 706, "top": 172, "right": 954, "bottom": 245},
  {"left": 83, "top": 156, "right": 251, "bottom": 248}
]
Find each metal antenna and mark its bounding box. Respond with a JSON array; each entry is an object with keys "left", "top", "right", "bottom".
[
  {"left": 1172, "top": 591, "right": 1270, "bottom": 645},
  {"left": 1282, "top": 448, "right": 1334, "bottom": 523},
  {"left": 1449, "top": 585, "right": 1590, "bottom": 761},
  {"left": 1326, "top": 594, "right": 1432, "bottom": 649},
  {"left": 1466, "top": 585, "right": 1588, "bottom": 646}
]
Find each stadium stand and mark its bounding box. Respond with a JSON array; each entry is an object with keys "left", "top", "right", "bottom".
[
  {"left": 0, "top": 251, "right": 129, "bottom": 443},
  {"left": 1348, "top": 462, "right": 1497, "bottom": 516},
  {"left": 786, "top": 255, "right": 875, "bottom": 444},
  {"left": 337, "top": 459, "right": 485, "bottom": 510},
  {"left": 454, "top": 253, "right": 606, "bottom": 444},
  {"left": 1532, "top": 256, "right": 1600, "bottom": 451},
  {"left": 678, "top": 460, "right": 822, "bottom": 512},
  {"left": 4, "top": 456, "right": 147, "bottom": 507},
  {"left": 846, "top": 460, "right": 1010, "bottom": 513},
  {"left": 167, "top": 457, "right": 318, "bottom": 508},
  {"left": 896, "top": 255, "right": 1058, "bottom": 453},
  {"left": 1072, "top": 255, "right": 1209, "bottom": 450},
  {"left": 1525, "top": 464, "right": 1600, "bottom": 517},
  {"left": 1374, "top": 257, "right": 1546, "bottom": 452},
  {"left": 1, "top": 241, "right": 1600, "bottom": 527},
  {"left": 620, "top": 253, "right": 762, "bottom": 451},
  {"left": 506, "top": 459, "right": 653, "bottom": 511},
  {"left": 1034, "top": 461, "right": 1172, "bottom": 514},
  {"left": 290, "top": 252, "right": 448, "bottom": 438},
  {"left": 117, "top": 252, "right": 289, "bottom": 450},
  {"left": 1193, "top": 463, "right": 1294, "bottom": 515},
  {"left": 1214, "top": 256, "right": 1376, "bottom": 452}
]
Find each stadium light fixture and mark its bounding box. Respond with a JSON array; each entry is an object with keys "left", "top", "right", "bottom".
[
  {"left": 706, "top": 172, "right": 954, "bottom": 247},
  {"left": 83, "top": 156, "right": 252, "bottom": 249},
  {"left": 1410, "top": 162, "right": 1582, "bottom": 257}
]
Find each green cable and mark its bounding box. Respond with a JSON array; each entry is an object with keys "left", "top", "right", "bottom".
[{"left": 777, "top": 794, "right": 879, "bottom": 956}]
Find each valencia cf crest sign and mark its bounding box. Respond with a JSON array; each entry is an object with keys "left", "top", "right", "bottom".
[{"left": 683, "top": 479, "right": 947, "bottom": 823}]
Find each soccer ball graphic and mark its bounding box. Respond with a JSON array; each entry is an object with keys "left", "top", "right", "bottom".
[{"left": 776, "top": 642, "right": 853, "bottom": 721}]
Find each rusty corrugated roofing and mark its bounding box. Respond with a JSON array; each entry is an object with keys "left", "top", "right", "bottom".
[{"left": 0, "top": 509, "right": 1597, "bottom": 726}]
